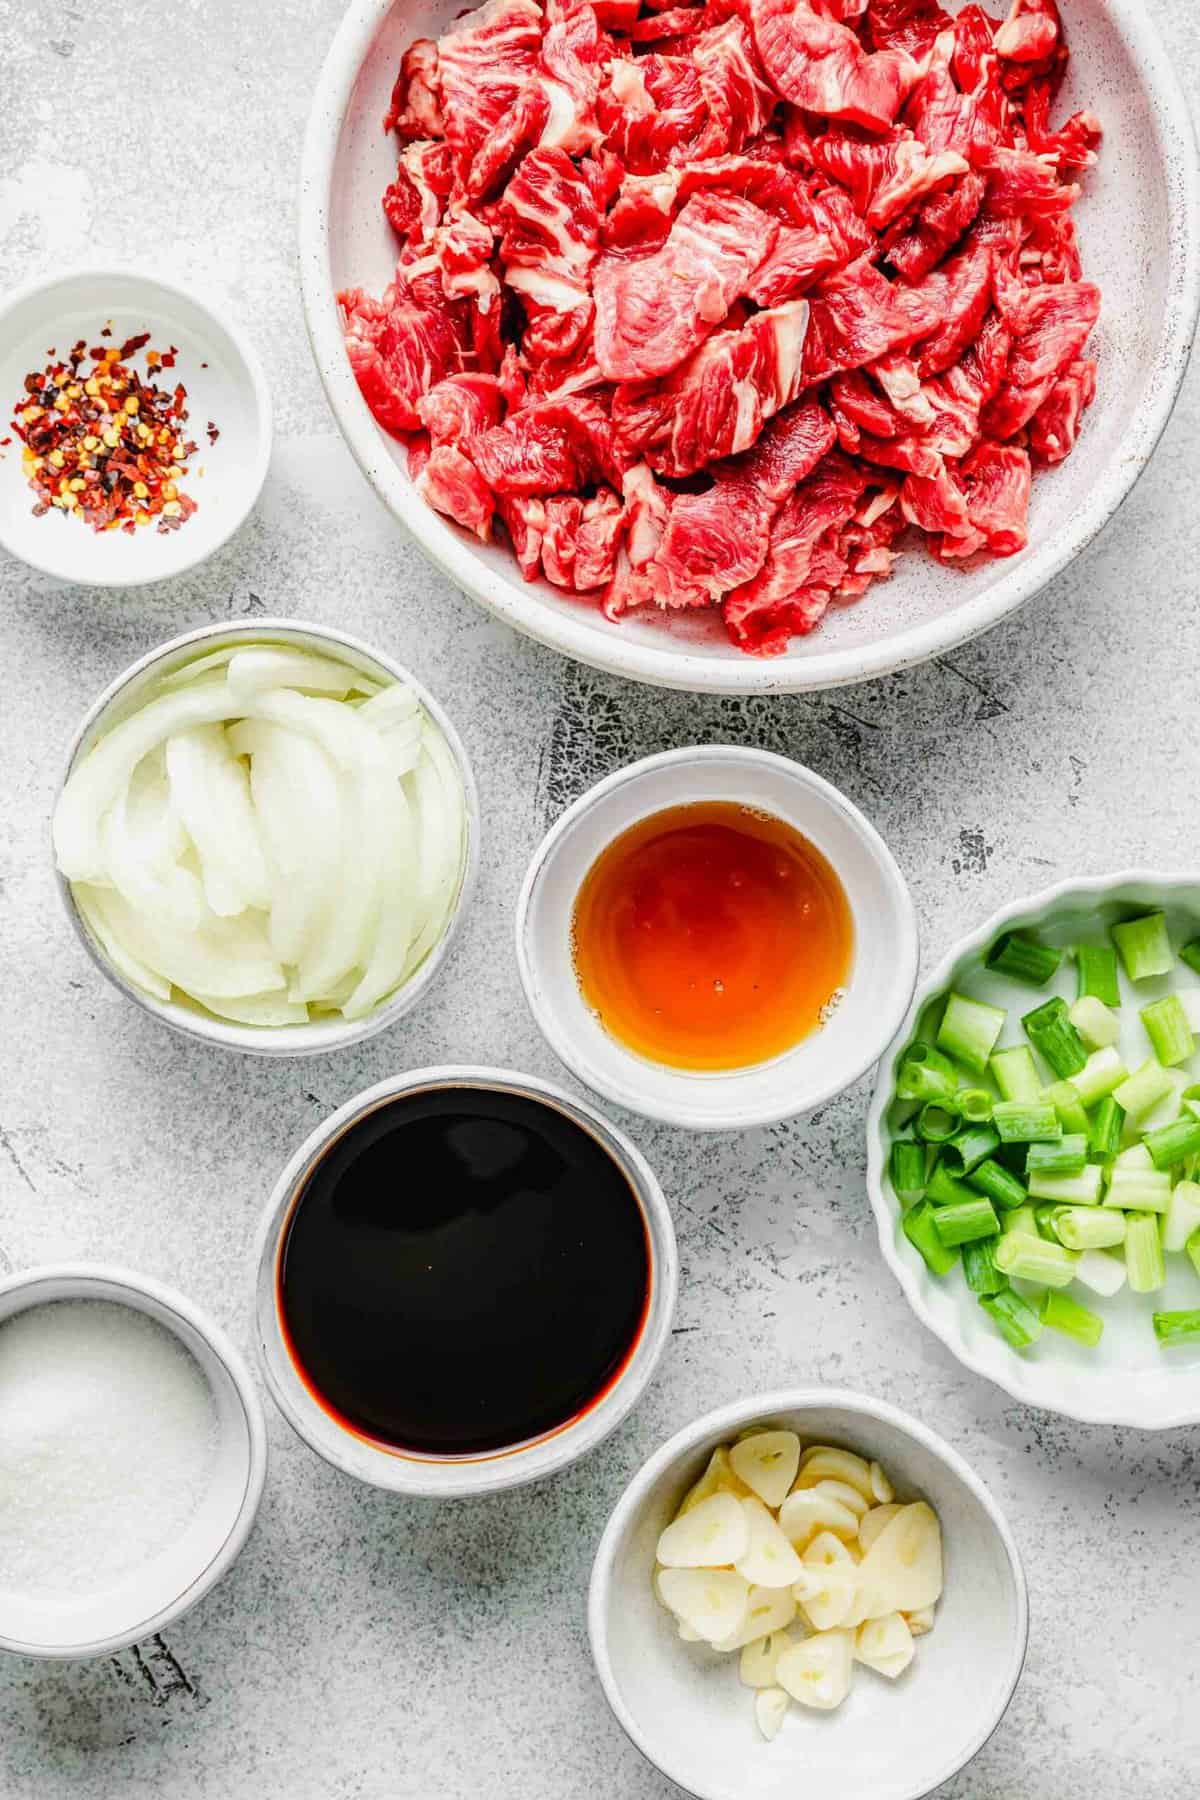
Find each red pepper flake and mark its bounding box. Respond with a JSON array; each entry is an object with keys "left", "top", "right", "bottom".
[
  {"left": 206, "top": 420, "right": 220, "bottom": 445},
  {"left": 100, "top": 325, "right": 112, "bottom": 338}
]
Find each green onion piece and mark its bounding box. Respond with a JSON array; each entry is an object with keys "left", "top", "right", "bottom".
[
  {"left": 1034, "top": 1202, "right": 1064, "bottom": 1243},
  {"left": 940, "top": 1124, "right": 1001, "bottom": 1176},
  {"left": 1053, "top": 1206, "right": 1127, "bottom": 1251},
  {"left": 902, "top": 1200, "right": 959, "bottom": 1277},
  {"left": 993, "top": 1100, "right": 1062, "bottom": 1144},
  {"left": 1022, "top": 996, "right": 1088, "bottom": 1080},
  {"left": 937, "top": 992, "right": 1007, "bottom": 1076},
  {"left": 1152, "top": 1310, "right": 1200, "bottom": 1346},
  {"left": 957, "top": 1088, "right": 995, "bottom": 1123},
  {"left": 1088, "top": 1095, "right": 1125, "bottom": 1163},
  {"left": 1074, "top": 1248, "right": 1128, "bottom": 1297},
  {"left": 914, "top": 1099, "right": 963, "bottom": 1144},
  {"left": 965, "top": 1158, "right": 1028, "bottom": 1211},
  {"left": 1071, "top": 1048, "right": 1128, "bottom": 1109},
  {"left": 1113, "top": 1058, "right": 1176, "bottom": 1123},
  {"left": 896, "top": 1043, "right": 960, "bottom": 1102},
  {"left": 984, "top": 931, "right": 1062, "bottom": 987},
  {"left": 989, "top": 1045, "right": 1041, "bottom": 1103},
  {"left": 1103, "top": 1168, "right": 1173, "bottom": 1213},
  {"left": 1162, "top": 1179, "right": 1200, "bottom": 1253},
  {"left": 925, "top": 1162, "right": 979, "bottom": 1208},
  {"left": 1187, "top": 1227, "right": 1200, "bottom": 1280},
  {"left": 889, "top": 1140, "right": 927, "bottom": 1204},
  {"left": 979, "top": 1287, "right": 1043, "bottom": 1350},
  {"left": 1125, "top": 1211, "right": 1167, "bottom": 1291},
  {"left": 1140, "top": 1071, "right": 1190, "bottom": 1133},
  {"left": 1002, "top": 1203, "right": 1039, "bottom": 1238},
  {"left": 1111, "top": 911, "right": 1174, "bottom": 982},
  {"left": 1144, "top": 1117, "right": 1200, "bottom": 1171},
  {"left": 1140, "top": 994, "right": 1196, "bottom": 1068},
  {"left": 1075, "top": 943, "right": 1121, "bottom": 1007},
  {"left": 1026, "top": 1134, "right": 1088, "bottom": 1178},
  {"left": 1042, "top": 1079, "right": 1089, "bottom": 1135},
  {"left": 1027, "top": 1164, "right": 1105, "bottom": 1205},
  {"left": 932, "top": 1197, "right": 1000, "bottom": 1247},
  {"left": 994, "top": 1233, "right": 1078, "bottom": 1287},
  {"left": 1068, "top": 996, "right": 1120, "bottom": 1051},
  {"left": 1039, "top": 1289, "right": 1104, "bottom": 1348},
  {"left": 962, "top": 1239, "right": 1007, "bottom": 1296},
  {"left": 1180, "top": 939, "right": 1200, "bottom": 977}
]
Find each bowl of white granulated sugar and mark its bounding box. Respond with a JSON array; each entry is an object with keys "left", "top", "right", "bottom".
[{"left": 0, "top": 1263, "right": 267, "bottom": 1658}]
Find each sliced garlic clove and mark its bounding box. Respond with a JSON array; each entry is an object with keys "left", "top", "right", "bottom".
[
  {"left": 808, "top": 1477, "right": 870, "bottom": 1519},
  {"left": 794, "top": 1446, "right": 875, "bottom": 1502},
  {"left": 778, "top": 1486, "right": 860, "bottom": 1547},
  {"left": 657, "top": 1568, "right": 750, "bottom": 1643},
  {"left": 869, "top": 1460, "right": 895, "bottom": 1505},
  {"left": 675, "top": 1446, "right": 754, "bottom": 1519},
  {"left": 905, "top": 1605, "right": 935, "bottom": 1637},
  {"left": 855, "top": 1612, "right": 915, "bottom": 1679},
  {"left": 855, "top": 1501, "right": 943, "bottom": 1613},
  {"left": 857, "top": 1503, "right": 904, "bottom": 1555},
  {"left": 729, "top": 1430, "right": 801, "bottom": 1509},
  {"left": 776, "top": 1629, "right": 855, "bottom": 1710},
  {"left": 754, "top": 1686, "right": 791, "bottom": 1741},
  {"left": 656, "top": 1491, "right": 750, "bottom": 1569},
  {"left": 796, "top": 1530, "right": 857, "bottom": 1630},
  {"left": 735, "top": 1498, "right": 805, "bottom": 1589},
  {"left": 739, "top": 1628, "right": 793, "bottom": 1688},
  {"left": 714, "top": 1584, "right": 797, "bottom": 1652}
]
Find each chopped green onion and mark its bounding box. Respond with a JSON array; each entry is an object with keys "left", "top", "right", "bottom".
[
  {"left": 1034, "top": 1202, "right": 1064, "bottom": 1243},
  {"left": 896, "top": 1043, "right": 960, "bottom": 1102},
  {"left": 1152, "top": 1310, "right": 1200, "bottom": 1346},
  {"left": 957, "top": 1088, "right": 995, "bottom": 1123},
  {"left": 1125, "top": 1212, "right": 1166, "bottom": 1292},
  {"left": 1140, "top": 993, "right": 1196, "bottom": 1067},
  {"left": 1103, "top": 1168, "right": 1173, "bottom": 1213},
  {"left": 1113, "top": 1058, "right": 1176, "bottom": 1123},
  {"left": 932, "top": 1197, "right": 1000, "bottom": 1247},
  {"left": 1144, "top": 1117, "right": 1200, "bottom": 1170},
  {"left": 1074, "top": 1248, "right": 1128, "bottom": 1297},
  {"left": 1027, "top": 1163, "right": 1105, "bottom": 1205},
  {"left": 937, "top": 993, "right": 1007, "bottom": 1076},
  {"left": 994, "top": 1233, "right": 1078, "bottom": 1287},
  {"left": 1180, "top": 939, "right": 1200, "bottom": 977},
  {"left": 1002, "top": 1203, "right": 1039, "bottom": 1238},
  {"left": 1042, "top": 1079, "right": 1089, "bottom": 1135},
  {"left": 1075, "top": 943, "right": 1121, "bottom": 1007},
  {"left": 914, "top": 1099, "right": 963, "bottom": 1144},
  {"left": 984, "top": 931, "right": 1062, "bottom": 987},
  {"left": 1022, "top": 996, "right": 1088, "bottom": 1079},
  {"left": 965, "top": 1158, "right": 1028, "bottom": 1211},
  {"left": 979, "top": 1287, "right": 1043, "bottom": 1349},
  {"left": 1039, "top": 1289, "right": 1104, "bottom": 1347},
  {"left": 1188, "top": 1228, "right": 1200, "bottom": 1280},
  {"left": 1137, "top": 1069, "right": 1189, "bottom": 1133},
  {"left": 962, "top": 1239, "right": 1007, "bottom": 1296},
  {"left": 993, "top": 1100, "right": 1062, "bottom": 1144},
  {"left": 940, "top": 1123, "right": 1001, "bottom": 1176},
  {"left": 1068, "top": 995, "right": 1120, "bottom": 1051},
  {"left": 1088, "top": 1095, "right": 1125, "bottom": 1163},
  {"left": 989, "top": 1045, "right": 1041, "bottom": 1102},
  {"left": 902, "top": 1200, "right": 959, "bottom": 1276},
  {"left": 1162, "top": 1179, "right": 1200, "bottom": 1253},
  {"left": 1111, "top": 911, "right": 1174, "bottom": 982},
  {"left": 1026, "top": 1134, "right": 1088, "bottom": 1178},
  {"left": 889, "top": 1140, "right": 927, "bottom": 1204},
  {"left": 1113, "top": 1142, "right": 1153, "bottom": 1171},
  {"left": 925, "top": 1162, "right": 979, "bottom": 1208},
  {"left": 1071, "top": 1048, "right": 1128, "bottom": 1108},
  {"left": 1053, "top": 1206, "right": 1126, "bottom": 1251}
]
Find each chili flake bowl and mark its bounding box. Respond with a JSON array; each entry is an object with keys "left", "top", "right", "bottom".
[{"left": 0, "top": 265, "right": 271, "bottom": 588}]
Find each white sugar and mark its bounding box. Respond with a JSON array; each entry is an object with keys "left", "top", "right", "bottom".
[{"left": 0, "top": 1300, "right": 219, "bottom": 1598}]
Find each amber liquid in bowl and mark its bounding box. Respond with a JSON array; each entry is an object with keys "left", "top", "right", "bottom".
[{"left": 571, "top": 801, "right": 853, "bottom": 1072}]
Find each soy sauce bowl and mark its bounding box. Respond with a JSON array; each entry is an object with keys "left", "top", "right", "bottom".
[
  {"left": 252, "top": 1066, "right": 678, "bottom": 1496},
  {"left": 516, "top": 748, "right": 918, "bottom": 1132}
]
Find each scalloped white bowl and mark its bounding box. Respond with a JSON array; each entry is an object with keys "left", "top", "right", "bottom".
[
  {"left": 867, "top": 872, "right": 1200, "bottom": 1430},
  {"left": 300, "top": 0, "right": 1200, "bottom": 694}
]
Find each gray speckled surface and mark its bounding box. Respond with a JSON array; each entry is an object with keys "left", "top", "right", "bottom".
[{"left": 1, "top": 1, "right": 1199, "bottom": 1794}]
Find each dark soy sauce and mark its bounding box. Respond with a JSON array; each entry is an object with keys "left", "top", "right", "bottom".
[{"left": 278, "top": 1086, "right": 651, "bottom": 1456}]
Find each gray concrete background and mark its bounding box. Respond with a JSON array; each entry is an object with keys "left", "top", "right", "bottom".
[{"left": 1, "top": 1, "right": 1198, "bottom": 1793}]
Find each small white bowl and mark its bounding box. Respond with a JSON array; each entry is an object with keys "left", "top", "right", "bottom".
[
  {"left": 867, "top": 871, "right": 1200, "bottom": 1429},
  {"left": 0, "top": 265, "right": 271, "bottom": 586},
  {"left": 54, "top": 617, "right": 479, "bottom": 1057},
  {"left": 589, "top": 1388, "right": 1028, "bottom": 1800},
  {"left": 0, "top": 1263, "right": 267, "bottom": 1660},
  {"left": 252, "top": 1066, "right": 677, "bottom": 1496},
  {"left": 516, "top": 748, "right": 918, "bottom": 1131}
]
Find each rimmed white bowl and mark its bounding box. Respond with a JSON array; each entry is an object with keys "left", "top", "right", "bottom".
[
  {"left": 0, "top": 265, "right": 271, "bottom": 587},
  {"left": 516, "top": 748, "right": 917, "bottom": 1131},
  {"left": 0, "top": 1263, "right": 267, "bottom": 1660},
  {"left": 252, "top": 1065, "right": 677, "bottom": 1495},
  {"left": 54, "top": 617, "right": 479, "bottom": 1056},
  {"left": 867, "top": 871, "right": 1200, "bottom": 1429},
  {"left": 300, "top": 0, "right": 1200, "bottom": 694},
  {"left": 589, "top": 1387, "right": 1028, "bottom": 1800}
]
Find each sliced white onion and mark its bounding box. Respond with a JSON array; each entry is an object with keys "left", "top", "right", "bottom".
[
  {"left": 234, "top": 720, "right": 343, "bottom": 967},
  {"left": 164, "top": 723, "right": 273, "bottom": 915},
  {"left": 225, "top": 647, "right": 364, "bottom": 703},
  {"left": 100, "top": 751, "right": 206, "bottom": 932},
  {"left": 73, "top": 881, "right": 172, "bottom": 1001},
  {"left": 190, "top": 989, "right": 310, "bottom": 1027},
  {"left": 75, "top": 882, "right": 283, "bottom": 998}
]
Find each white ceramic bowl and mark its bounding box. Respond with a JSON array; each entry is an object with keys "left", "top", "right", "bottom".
[
  {"left": 589, "top": 1388, "right": 1027, "bottom": 1800},
  {"left": 867, "top": 872, "right": 1200, "bottom": 1429},
  {"left": 0, "top": 1263, "right": 267, "bottom": 1660},
  {"left": 54, "top": 617, "right": 479, "bottom": 1056},
  {"left": 300, "top": 0, "right": 1200, "bottom": 695},
  {"left": 516, "top": 748, "right": 917, "bottom": 1131},
  {"left": 252, "top": 1065, "right": 677, "bottom": 1495},
  {"left": 0, "top": 266, "right": 271, "bottom": 587}
]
